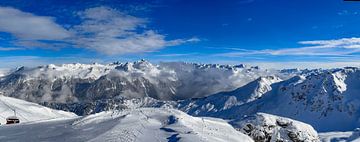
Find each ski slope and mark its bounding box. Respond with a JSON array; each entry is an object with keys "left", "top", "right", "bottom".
[
  {"left": 0, "top": 108, "right": 253, "bottom": 142},
  {"left": 0, "top": 95, "right": 76, "bottom": 124}
]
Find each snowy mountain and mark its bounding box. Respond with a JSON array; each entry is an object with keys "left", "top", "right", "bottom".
[
  {"left": 0, "top": 95, "right": 76, "bottom": 124},
  {"left": 0, "top": 60, "right": 292, "bottom": 108},
  {"left": 2, "top": 60, "right": 360, "bottom": 140},
  {"left": 20, "top": 65, "right": 360, "bottom": 132},
  {"left": 177, "top": 76, "right": 282, "bottom": 116},
  {"left": 39, "top": 75, "right": 284, "bottom": 116},
  {"left": 196, "top": 67, "right": 360, "bottom": 132},
  {"left": 0, "top": 108, "right": 254, "bottom": 142}
]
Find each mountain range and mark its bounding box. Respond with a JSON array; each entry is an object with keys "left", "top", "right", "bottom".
[{"left": 0, "top": 60, "right": 360, "bottom": 141}]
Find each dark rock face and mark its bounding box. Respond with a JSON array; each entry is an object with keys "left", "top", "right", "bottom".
[
  {"left": 41, "top": 97, "right": 171, "bottom": 116},
  {"left": 0, "top": 74, "right": 95, "bottom": 103},
  {"left": 41, "top": 99, "right": 126, "bottom": 115}
]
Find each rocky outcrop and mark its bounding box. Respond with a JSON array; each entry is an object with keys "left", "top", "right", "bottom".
[{"left": 232, "top": 113, "right": 319, "bottom": 142}]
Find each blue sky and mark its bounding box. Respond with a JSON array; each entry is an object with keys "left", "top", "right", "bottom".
[{"left": 0, "top": 0, "right": 360, "bottom": 69}]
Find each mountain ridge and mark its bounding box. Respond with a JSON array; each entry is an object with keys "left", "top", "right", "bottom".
[{"left": 0, "top": 60, "right": 292, "bottom": 103}]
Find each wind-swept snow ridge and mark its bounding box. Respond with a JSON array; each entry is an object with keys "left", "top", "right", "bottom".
[
  {"left": 0, "top": 95, "right": 76, "bottom": 124},
  {"left": 0, "top": 108, "right": 254, "bottom": 142}
]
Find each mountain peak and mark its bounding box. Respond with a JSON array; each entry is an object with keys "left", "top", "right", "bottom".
[{"left": 257, "top": 76, "right": 282, "bottom": 83}]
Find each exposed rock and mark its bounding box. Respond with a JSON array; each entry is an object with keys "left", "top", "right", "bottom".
[{"left": 231, "top": 113, "right": 319, "bottom": 142}]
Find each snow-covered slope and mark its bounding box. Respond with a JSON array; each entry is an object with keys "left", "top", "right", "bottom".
[
  {"left": 0, "top": 95, "right": 76, "bottom": 124},
  {"left": 348, "top": 129, "right": 360, "bottom": 142},
  {"left": 177, "top": 76, "right": 282, "bottom": 116},
  {"left": 319, "top": 129, "right": 360, "bottom": 142},
  {"left": 0, "top": 108, "right": 254, "bottom": 142},
  {"left": 231, "top": 113, "right": 319, "bottom": 142}
]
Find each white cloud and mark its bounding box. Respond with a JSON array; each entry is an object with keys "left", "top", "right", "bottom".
[
  {"left": 299, "top": 37, "right": 360, "bottom": 49},
  {"left": 0, "top": 56, "right": 104, "bottom": 68},
  {"left": 0, "top": 7, "right": 71, "bottom": 40},
  {"left": 72, "top": 6, "right": 198, "bottom": 55},
  {"left": 156, "top": 53, "right": 198, "bottom": 57},
  {"left": 74, "top": 7, "right": 146, "bottom": 38},
  {"left": 0, "top": 6, "right": 198, "bottom": 55},
  {"left": 232, "top": 61, "right": 360, "bottom": 69},
  {"left": 218, "top": 37, "right": 360, "bottom": 57},
  {"left": 0, "top": 47, "right": 23, "bottom": 51},
  {"left": 203, "top": 59, "right": 360, "bottom": 69},
  {"left": 253, "top": 61, "right": 360, "bottom": 69},
  {"left": 337, "top": 10, "right": 359, "bottom": 16},
  {"left": 0, "top": 68, "right": 11, "bottom": 77}
]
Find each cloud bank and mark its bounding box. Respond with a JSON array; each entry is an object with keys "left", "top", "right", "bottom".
[
  {"left": 0, "top": 6, "right": 198, "bottom": 54},
  {"left": 218, "top": 37, "right": 360, "bottom": 57},
  {"left": 0, "top": 7, "right": 71, "bottom": 40}
]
